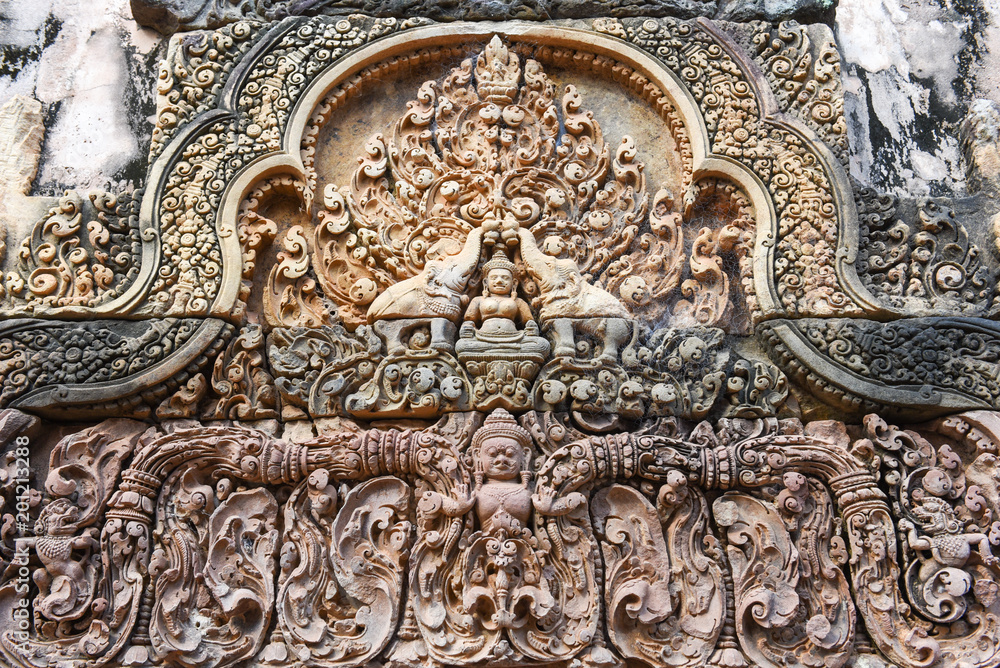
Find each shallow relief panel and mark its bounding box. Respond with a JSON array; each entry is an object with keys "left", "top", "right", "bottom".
[
  {"left": 6, "top": 408, "right": 1000, "bottom": 668},
  {"left": 3, "top": 10, "right": 1000, "bottom": 668}
]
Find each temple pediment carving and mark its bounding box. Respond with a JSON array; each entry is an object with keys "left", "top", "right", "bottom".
[
  {"left": 0, "top": 16, "right": 993, "bottom": 421},
  {"left": 3, "top": 9, "right": 1000, "bottom": 668}
]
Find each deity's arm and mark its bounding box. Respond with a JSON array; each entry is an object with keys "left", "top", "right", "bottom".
[
  {"left": 532, "top": 484, "right": 586, "bottom": 516},
  {"left": 515, "top": 298, "right": 535, "bottom": 325},
  {"left": 547, "top": 492, "right": 587, "bottom": 515},
  {"left": 464, "top": 296, "right": 484, "bottom": 323},
  {"left": 419, "top": 484, "right": 476, "bottom": 518},
  {"left": 898, "top": 518, "right": 932, "bottom": 551},
  {"left": 441, "top": 491, "right": 477, "bottom": 516}
]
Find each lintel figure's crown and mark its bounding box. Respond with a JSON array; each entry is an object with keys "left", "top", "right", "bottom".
[
  {"left": 483, "top": 250, "right": 517, "bottom": 275},
  {"left": 472, "top": 407, "right": 532, "bottom": 450}
]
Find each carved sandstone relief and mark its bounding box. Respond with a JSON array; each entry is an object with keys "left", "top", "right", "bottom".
[
  {"left": 4, "top": 15, "right": 1000, "bottom": 668},
  {"left": 251, "top": 34, "right": 771, "bottom": 426},
  {"left": 5, "top": 407, "right": 1000, "bottom": 668},
  {"left": 0, "top": 16, "right": 997, "bottom": 420}
]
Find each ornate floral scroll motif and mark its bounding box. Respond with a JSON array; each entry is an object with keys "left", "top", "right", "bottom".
[
  {"left": 267, "top": 325, "right": 381, "bottom": 419},
  {"left": 203, "top": 324, "right": 279, "bottom": 420},
  {"left": 848, "top": 415, "right": 1000, "bottom": 668},
  {"left": 266, "top": 475, "right": 411, "bottom": 666},
  {"left": 761, "top": 317, "right": 1000, "bottom": 417},
  {"left": 312, "top": 188, "right": 392, "bottom": 329},
  {"left": 674, "top": 224, "right": 738, "bottom": 327},
  {"left": 599, "top": 17, "right": 862, "bottom": 319},
  {"left": 854, "top": 188, "right": 997, "bottom": 315},
  {"left": 0, "top": 419, "right": 150, "bottom": 668},
  {"left": 723, "top": 358, "right": 789, "bottom": 418},
  {"left": 155, "top": 373, "right": 208, "bottom": 419},
  {"left": 148, "top": 17, "right": 415, "bottom": 317},
  {"left": 150, "top": 483, "right": 278, "bottom": 668},
  {"left": 673, "top": 179, "right": 755, "bottom": 331},
  {"left": 236, "top": 175, "right": 306, "bottom": 315},
  {"left": 592, "top": 481, "right": 724, "bottom": 667},
  {"left": 264, "top": 225, "right": 332, "bottom": 328},
  {"left": 0, "top": 318, "right": 230, "bottom": 416},
  {"left": 131, "top": 427, "right": 289, "bottom": 668},
  {"left": 149, "top": 21, "right": 259, "bottom": 160},
  {"left": 311, "top": 35, "right": 694, "bottom": 330},
  {"left": 743, "top": 21, "right": 849, "bottom": 164},
  {"left": 714, "top": 473, "right": 854, "bottom": 668},
  {"left": 2, "top": 191, "right": 142, "bottom": 311},
  {"left": 599, "top": 187, "right": 685, "bottom": 321}
]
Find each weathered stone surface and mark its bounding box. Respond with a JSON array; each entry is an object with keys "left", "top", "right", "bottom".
[
  {"left": 4, "top": 4, "right": 1000, "bottom": 668},
  {"left": 961, "top": 99, "right": 1000, "bottom": 194},
  {"left": 128, "top": 0, "right": 855, "bottom": 34},
  {"left": 836, "top": 0, "right": 1000, "bottom": 197},
  {"left": 0, "top": 95, "right": 44, "bottom": 264},
  {"left": 716, "top": 0, "right": 834, "bottom": 23},
  {"left": 0, "top": 0, "right": 164, "bottom": 195},
  {"left": 762, "top": 317, "right": 1000, "bottom": 419},
  {"left": 130, "top": 0, "right": 721, "bottom": 33}
]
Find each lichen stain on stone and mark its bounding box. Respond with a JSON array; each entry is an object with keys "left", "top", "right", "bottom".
[
  {"left": 0, "top": 0, "right": 166, "bottom": 197},
  {"left": 837, "top": 0, "right": 1000, "bottom": 197}
]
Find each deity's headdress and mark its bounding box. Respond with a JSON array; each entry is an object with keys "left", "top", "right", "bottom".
[
  {"left": 483, "top": 250, "right": 517, "bottom": 276},
  {"left": 475, "top": 35, "right": 520, "bottom": 105},
  {"left": 472, "top": 408, "right": 532, "bottom": 453}
]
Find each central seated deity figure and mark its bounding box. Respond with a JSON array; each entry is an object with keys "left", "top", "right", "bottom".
[{"left": 456, "top": 250, "right": 550, "bottom": 411}]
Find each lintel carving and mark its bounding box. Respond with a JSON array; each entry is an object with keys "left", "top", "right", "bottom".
[{"left": 3, "top": 408, "right": 1000, "bottom": 668}]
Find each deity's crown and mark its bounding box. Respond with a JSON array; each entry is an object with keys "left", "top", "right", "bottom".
[
  {"left": 483, "top": 250, "right": 517, "bottom": 276},
  {"left": 475, "top": 35, "right": 520, "bottom": 105},
  {"left": 473, "top": 408, "right": 532, "bottom": 451}
]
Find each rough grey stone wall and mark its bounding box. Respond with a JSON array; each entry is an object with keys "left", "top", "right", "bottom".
[
  {"left": 0, "top": 0, "right": 166, "bottom": 195},
  {"left": 837, "top": 0, "right": 1000, "bottom": 197}
]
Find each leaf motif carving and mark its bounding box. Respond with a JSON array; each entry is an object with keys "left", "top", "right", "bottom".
[{"left": 270, "top": 474, "right": 411, "bottom": 665}]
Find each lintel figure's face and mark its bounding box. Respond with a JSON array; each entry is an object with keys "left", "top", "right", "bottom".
[{"left": 481, "top": 436, "right": 522, "bottom": 480}]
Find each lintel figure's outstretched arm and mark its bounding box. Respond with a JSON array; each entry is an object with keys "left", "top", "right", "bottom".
[{"left": 516, "top": 298, "right": 534, "bottom": 325}]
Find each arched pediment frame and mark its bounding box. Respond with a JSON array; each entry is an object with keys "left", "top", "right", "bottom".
[
  {"left": 2, "top": 15, "right": 997, "bottom": 420},
  {"left": 136, "top": 17, "right": 882, "bottom": 324}
]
